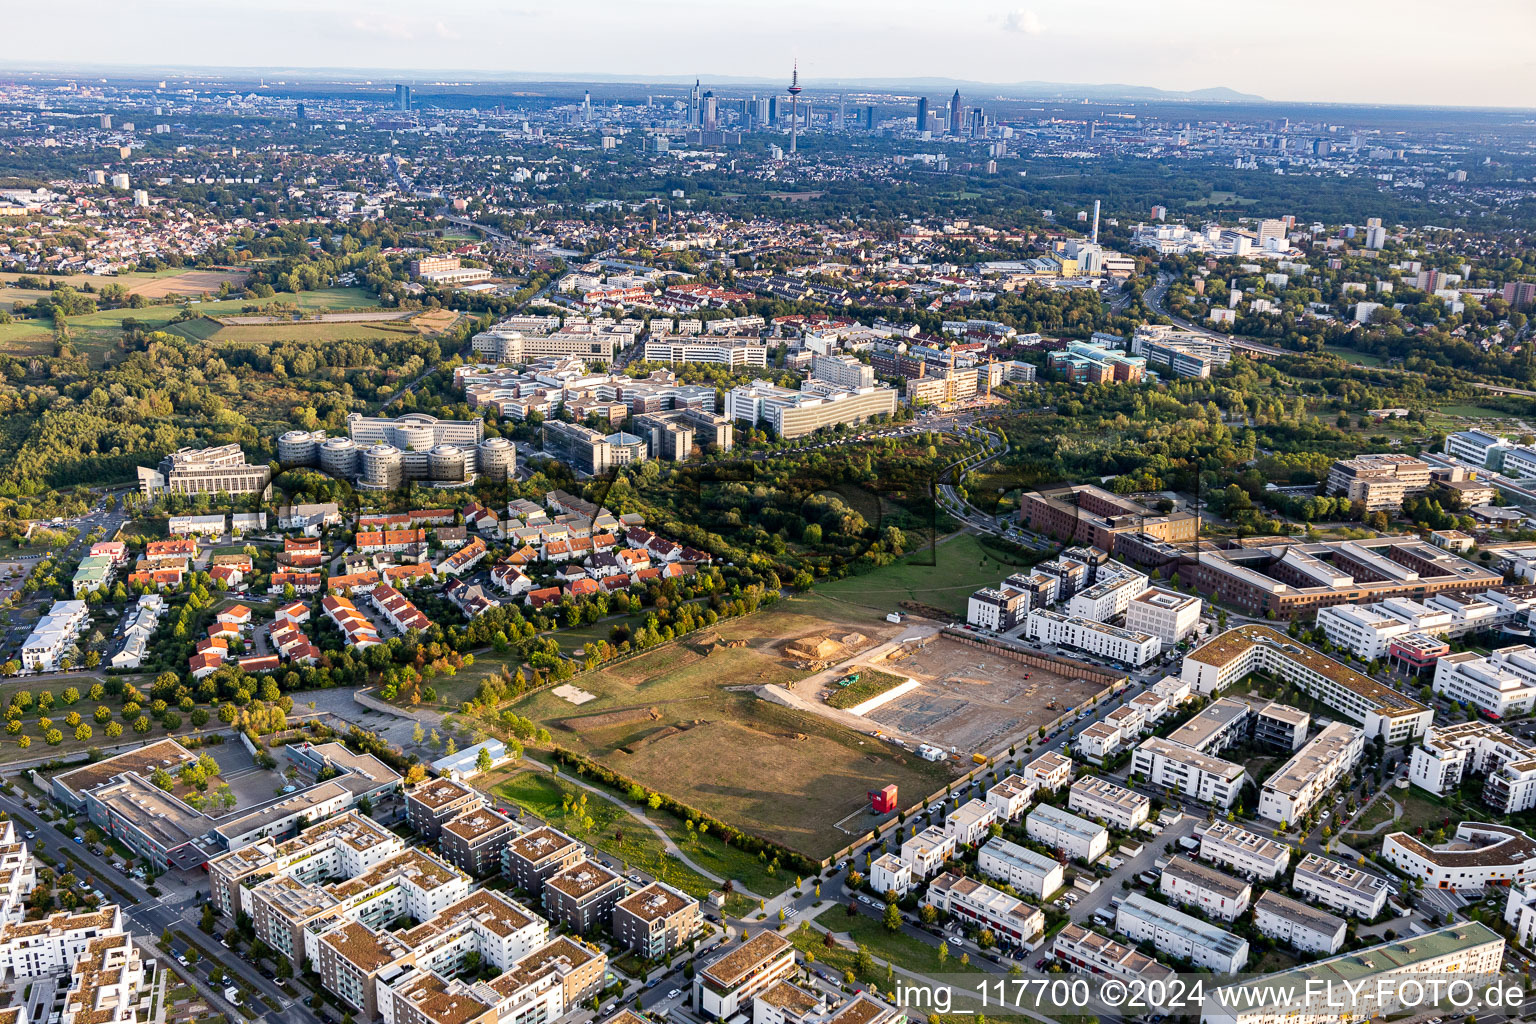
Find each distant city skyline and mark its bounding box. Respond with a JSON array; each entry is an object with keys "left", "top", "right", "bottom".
[{"left": 4, "top": 0, "right": 1535, "bottom": 109}]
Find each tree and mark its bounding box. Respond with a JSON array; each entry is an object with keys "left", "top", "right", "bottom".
[
  {"left": 201, "top": 904, "right": 218, "bottom": 933},
  {"left": 476, "top": 746, "right": 494, "bottom": 774},
  {"left": 883, "top": 902, "right": 902, "bottom": 932},
  {"left": 937, "top": 942, "right": 948, "bottom": 965}
]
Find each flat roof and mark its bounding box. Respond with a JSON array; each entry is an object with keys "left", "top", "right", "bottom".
[
  {"left": 1164, "top": 696, "right": 1251, "bottom": 751},
  {"left": 1201, "top": 820, "right": 1289, "bottom": 864},
  {"left": 701, "top": 930, "right": 792, "bottom": 987},
  {"left": 1164, "top": 855, "right": 1250, "bottom": 900},
  {"left": 616, "top": 881, "right": 696, "bottom": 922},
  {"left": 1256, "top": 889, "right": 1347, "bottom": 936},
  {"left": 1028, "top": 802, "right": 1108, "bottom": 842},
  {"left": 1263, "top": 722, "right": 1361, "bottom": 798},
  {"left": 54, "top": 739, "right": 196, "bottom": 798},
  {"left": 1137, "top": 736, "right": 1246, "bottom": 781},
  {"left": 1070, "top": 775, "right": 1149, "bottom": 814},
  {"left": 1119, "top": 892, "right": 1247, "bottom": 957}
]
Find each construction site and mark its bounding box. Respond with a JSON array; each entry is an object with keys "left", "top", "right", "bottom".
[{"left": 798, "top": 628, "right": 1123, "bottom": 757}]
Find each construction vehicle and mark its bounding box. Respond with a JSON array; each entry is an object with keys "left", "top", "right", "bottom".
[{"left": 835, "top": 672, "right": 862, "bottom": 687}]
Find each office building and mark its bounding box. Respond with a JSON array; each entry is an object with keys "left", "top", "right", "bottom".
[
  {"left": 137, "top": 444, "right": 272, "bottom": 499},
  {"left": 1326, "top": 454, "right": 1432, "bottom": 511},
  {"left": 810, "top": 353, "right": 875, "bottom": 389},
  {"left": 1432, "top": 646, "right": 1536, "bottom": 718},
  {"left": 543, "top": 421, "right": 649, "bottom": 475},
  {"left": 1019, "top": 484, "right": 1199, "bottom": 556},
  {"left": 1130, "top": 325, "right": 1232, "bottom": 379},
  {"left": 1115, "top": 893, "right": 1248, "bottom": 973},
  {"left": 726, "top": 378, "right": 898, "bottom": 439},
  {"left": 643, "top": 338, "right": 768, "bottom": 368},
  {"left": 1444, "top": 428, "right": 1512, "bottom": 470}
]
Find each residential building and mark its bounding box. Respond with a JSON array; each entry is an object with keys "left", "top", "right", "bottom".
[
  {"left": 1182, "top": 624, "right": 1433, "bottom": 742},
  {"left": 868, "top": 853, "right": 912, "bottom": 898},
  {"left": 1292, "top": 853, "right": 1391, "bottom": 918},
  {"left": 1203, "top": 923, "right": 1503, "bottom": 1024},
  {"left": 1159, "top": 856, "right": 1251, "bottom": 922},
  {"left": 1410, "top": 720, "right": 1536, "bottom": 813},
  {"left": 1252, "top": 891, "right": 1346, "bottom": 955},
  {"left": 695, "top": 931, "right": 797, "bottom": 1020},
  {"left": 1257, "top": 722, "right": 1364, "bottom": 824},
  {"left": 503, "top": 827, "right": 586, "bottom": 894},
  {"left": 984, "top": 774, "right": 1035, "bottom": 822},
  {"left": 1051, "top": 923, "right": 1174, "bottom": 983},
  {"left": 1024, "top": 609, "right": 1161, "bottom": 666},
  {"left": 898, "top": 825, "right": 956, "bottom": 879},
  {"left": 1198, "top": 820, "right": 1290, "bottom": 880},
  {"left": 613, "top": 882, "right": 700, "bottom": 958},
  {"left": 439, "top": 808, "right": 517, "bottom": 878},
  {"left": 943, "top": 799, "right": 998, "bottom": 846},
  {"left": 1115, "top": 893, "right": 1248, "bottom": 972},
  {"left": 1067, "top": 776, "right": 1149, "bottom": 831},
  {"left": 1025, "top": 803, "right": 1108, "bottom": 862},
  {"left": 966, "top": 587, "right": 1028, "bottom": 632},
  {"left": 542, "top": 860, "right": 625, "bottom": 934},
  {"left": 1123, "top": 588, "right": 1202, "bottom": 648},
  {"left": 976, "top": 837, "right": 1063, "bottom": 900},
  {"left": 1131, "top": 737, "right": 1246, "bottom": 808},
  {"left": 925, "top": 872, "right": 1045, "bottom": 947}
]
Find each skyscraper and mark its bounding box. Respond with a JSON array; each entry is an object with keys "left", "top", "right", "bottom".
[
  {"left": 838, "top": 94, "right": 846, "bottom": 130},
  {"left": 865, "top": 105, "right": 876, "bottom": 130},
  {"left": 768, "top": 95, "right": 778, "bottom": 126},
  {"left": 582, "top": 91, "right": 592, "bottom": 123},
  {"left": 916, "top": 96, "right": 928, "bottom": 134},
  {"left": 1091, "top": 200, "right": 1101, "bottom": 245},
  {"left": 688, "top": 80, "right": 701, "bottom": 126},
  {"left": 702, "top": 91, "right": 717, "bottom": 131},
  {"left": 787, "top": 62, "right": 803, "bottom": 155},
  {"left": 395, "top": 84, "right": 412, "bottom": 111},
  {"left": 949, "top": 89, "right": 962, "bottom": 134}
]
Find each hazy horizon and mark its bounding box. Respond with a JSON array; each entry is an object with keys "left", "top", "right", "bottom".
[{"left": 4, "top": 0, "right": 1533, "bottom": 109}]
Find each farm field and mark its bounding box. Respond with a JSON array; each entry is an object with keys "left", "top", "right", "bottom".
[
  {"left": 813, "top": 532, "right": 1036, "bottom": 617},
  {"left": 505, "top": 595, "right": 958, "bottom": 860}
]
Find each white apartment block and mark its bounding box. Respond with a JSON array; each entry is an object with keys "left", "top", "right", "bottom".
[
  {"left": 1021, "top": 751, "right": 1073, "bottom": 792},
  {"left": 1205, "top": 922, "right": 1504, "bottom": 1024},
  {"left": 1131, "top": 737, "right": 1246, "bottom": 808},
  {"left": 0, "top": 905, "right": 125, "bottom": 979},
  {"left": 984, "top": 774, "right": 1035, "bottom": 821},
  {"left": 1076, "top": 721, "right": 1126, "bottom": 764},
  {"left": 1252, "top": 891, "right": 1346, "bottom": 955},
  {"left": 1066, "top": 571, "right": 1150, "bottom": 622},
  {"left": 977, "top": 837, "right": 1064, "bottom": 900},
  {"left": 1183, "top": 625, "right": 1432, "bottom": 743},
  {"left": 1051, "top": 923, "right": 1174, "bottom": 984},
  {"left": 20, "top": 600, "right": 90, "bottom": 672},
  {"left": 1115, "top": 893, "right": 1249, "bottom": 973},
  {"left": 868, "top": 854, "right": 912, "bottom": 897},
  {"left": 1383, "top": 822, "right": 1536, "bottom": 890},
  {"left": 943, "top": 799, "right": 998, "bottom": 846},
  {"left": 1292, "top": 853, "right": 1391, "bottom": 918},
  {"left": 925, "top": 872, "right": 1045, "bottom": 947},
  {"left": 1257, "top": 722, "right": 1364, "bottom": 824},
  {"left": 1067, "top": 776, "right": 1150, "bottom": 831},
  {"left": 1025, "top": 609, "right": 1161, "bottom": 666},
  {"left": 1159, "top": 855, "right": 1252, "bottom": 922},
  {"left": 1123, "top": 588, "right": 1202, "bottom": 648},
  {"left": 1433, "top": 647, "right": 1536, "bottom": 718},
  {"left": 1410, "top": 720, "right": 1536, "bottom": 813},
  {"left": 1504, "top": 882, "right": 1536, "bottom": 949},
  {"left": 1198, "top": 820, "right": 1291, "bottom": 880},
  {"left": 899, "top": 825, "right": 956, "bottom": 879},
  {"left": 1025, "top": 803, "right": 1108, "bottom": 862},
  {"left": 696, "top": 931, "right": 796, "bottom": 1021}
]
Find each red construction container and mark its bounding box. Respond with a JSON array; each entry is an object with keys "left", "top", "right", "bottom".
[{"left": 869, "top": 784, "right": 898, "bottom": 814}]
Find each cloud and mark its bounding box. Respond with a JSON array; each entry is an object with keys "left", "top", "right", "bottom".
[
  {"left": 434, "top": 20, "right": 461, "bottom": 39},
  {"left": 1001, "top": 8, "right": 1044, "bottom": 34}
]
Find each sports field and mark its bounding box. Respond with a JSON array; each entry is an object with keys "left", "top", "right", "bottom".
[{"left": 507, "top": 595, "right": 957, "bottom": 859}]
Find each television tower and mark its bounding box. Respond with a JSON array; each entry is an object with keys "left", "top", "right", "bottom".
[{"left": 787, "top": 61, "right": 802, "bottom": 155}]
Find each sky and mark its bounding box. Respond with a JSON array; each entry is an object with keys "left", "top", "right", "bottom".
[{"left": 7, "top": 0, "right": 1536, "bottom": 108}]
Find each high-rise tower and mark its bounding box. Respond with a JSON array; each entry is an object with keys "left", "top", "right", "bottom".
[
  {"left": 949, "top": 89, "right": 962, "bottom": 133},
  {"left": 916, "top": 96, "right": 928, "bottom": 134},
  {"left": 787, "top": 61, "right": 803, "bottom": 155}
]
